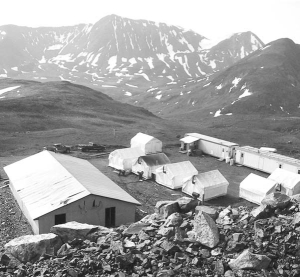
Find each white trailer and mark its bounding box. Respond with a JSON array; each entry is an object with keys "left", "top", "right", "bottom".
[
  {"left": 180, "top": 133, "right": 238, "bottom": 159},
  {"left": 235, "top": 146, "right": 300, "bottom": 174}
]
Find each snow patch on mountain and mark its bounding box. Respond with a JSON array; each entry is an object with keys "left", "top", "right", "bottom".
[
  {"left": 107, "top": 56, "right": 117, "bottom": 71},
  {"left": 47, "top": 44, "right": 63, "bottom": 50},
  {"left": 0, "top": 86, "right": 21, "bottom": 95},
  {"left": 239, "top": 88, "right": 252, "bottom": 99}
]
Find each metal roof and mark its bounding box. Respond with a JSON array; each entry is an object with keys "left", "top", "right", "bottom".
[
  {"left": 4, "top": 151, "right": 140, "bottom": 220},
  {"left": 180, "top": 136, "right": 200, "bottom": 144},
  {"left": 237, "top": 146, "right": 300, "bottom": 167},
  {"left": 185, "top": 133, "right": 238, "bottom": 147},
  {"left": 140, "top": 153, "right": 170, "bottom": 166}
]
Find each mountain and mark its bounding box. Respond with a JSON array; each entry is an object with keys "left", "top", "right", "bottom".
[
  {"left": 0, "top": 78, "right": 156, "bottom": 133},
  {"left": 0, "top": 15, "right": 264, "bottom": 102}
]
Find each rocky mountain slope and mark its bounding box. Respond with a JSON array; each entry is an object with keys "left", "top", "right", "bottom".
[
  {"left": 148, "top": 38, "right": 300, "bottom": 119},
  {"left": 1, "top": 193, "right": 300, "bottom": 276},
  {"left": 0, "top": 15, "right": 263, "bottom": 102}
]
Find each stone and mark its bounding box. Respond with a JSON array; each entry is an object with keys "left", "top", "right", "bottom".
[
  {"left": 163, "top": 213, "right": 183, "bottom": 227},
  {"left": 292, "top": 212, "right": 300, "bottom": 226},
  {"left": 291, "top": 194, "right": 300, "bottom": 203},
  {"left": 190, "top": 211, "right": 219, "bottom": 248},
  {"left": 109, "top": 240, "right": 124, "bottom": 254},
  {"left": 214, "top": 260, "right": 225, "bottom": 275},
  {"left": 224, "top": 270, "right": 235, "bottom": 277},
  {"left": 123, "top": 222, "right": 150, "bottom": 235},
  {"left": 50, "top": 221, "right": 103, "bottom": 243},
  {"left": 229, "top": 249, "right": 271, "bottom": 270},
  {"left": 232, "top": 233, "right": 243, "bottom": 242},
  {"left": 261, "top": 193, "right": 291, "bottom": 209},
  {"left": 5, "top": 233, "right": 62, "bottom": 263},
  {"left": 219, "top": 207, "right": 231, "bottom": 219},
  {"left": 57, "top": 243, "right": 74, "bottom": 257},
  {"left": 254, "top": 219, "right": 268, "bottom": 238},
  {"left": 251, "top": 205, "right": 269, "bottom": 220},
  {"left": 124, "top": 239, "right": 135, "bottom": 248},
  {"left": 155, "top": 201, "right": 180, "bottom": 218},
  {"left": 195, "top": 206, "right": 218, "bottom": 220},
  {"left": 160, "top": 240, "right": 180, "bottom": 254},
  {"left": 176, "top": 197, "right": 200, "bottom": 214}
]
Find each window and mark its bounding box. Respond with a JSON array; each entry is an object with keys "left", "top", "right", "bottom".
[
  {"left": 298, "top": 169, "right": 300, "bottom": 174},
  {"left": 279, "top": 164, "right": 282, "bottom": 168},
  {"left": 163, "top": 166, "right": 166, "bottom": 173},
  {"left": 192, "top": 175, "right": 196, "bottom": 184},
  {"left": 241, "top": 153, "right": 244, "bottom": 158},
  {"left": 105, "top": 207, "right": 116, "bottom": 227},
  {"left": 138, "top": 157, "right": 142, "bottom": 164},
  {"left": 55, "top": 213, "right": 66, "bottom": 225}
]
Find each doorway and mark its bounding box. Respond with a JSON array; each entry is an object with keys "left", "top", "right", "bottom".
[
  {"left": 105, "top": 207, "right": 116, "bottom": 227},
  {"left": 55, "top": 213, "right": 66, "bottom": 225}
]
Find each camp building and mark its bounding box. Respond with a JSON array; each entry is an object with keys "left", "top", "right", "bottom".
[
  {"left": 4, "top": 151, "right": 140, "bottom": 234},
  {"left": 180, "top": 133, "right": 238, "bottom": 159},
  {"left": 130, "top": 132, "right": 162, "bottom": 155},
  {"left": 182, "top": 170, "right": 229, "bottom": 201},
  {"left": 235, "top": 146, "right": 300, "bottom": 174},
  {"left": 132, "top": 153, "right": 170, "bottom": 180}
]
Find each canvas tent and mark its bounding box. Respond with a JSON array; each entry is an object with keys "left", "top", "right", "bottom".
[
  {"left": 108, "top": 147, "right": 144, "bottom": 171},
  {"left": 239, "top": 173, "right": 277, "bottom": 205},
  {"left": 4, "top": 151, "right": 140, "bottom": 234},
  {"left": 130, "top": 132, "right": 162, "bottom": 154},
  {"left": 132, "top": 153, "right": 170, "bottom": 179},
  {"left": 155, "top": 161, "right": 198, "bottom": 190},
  {"left": 268, "top": 168, "right": 300, "bottom": 196},
  {"left": 182, "top": 170, "right": 229, "bottom": 201}
]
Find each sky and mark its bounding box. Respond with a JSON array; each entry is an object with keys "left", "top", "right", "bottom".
[{"left": 0, "top": 0, "right": 299, "bottom": 44}]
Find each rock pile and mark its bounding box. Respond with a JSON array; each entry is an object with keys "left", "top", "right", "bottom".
[{"left": 1, "top": 193, "right": 300, "bottom": 276}]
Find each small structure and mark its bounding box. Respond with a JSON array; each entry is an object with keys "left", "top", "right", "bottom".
[
  {"left": 268, "top": 168, "right": 300, "bottom": 196},
  {"left": 182, "top": 170, "right": 229, "bottom": 201},
  {"left": 235, "top": 146, "right": 300, "bottom": 174},
  {"left": 132, "top": 153, "right": 170, "bottom": 180},
  {"left": 108, "top": 147, "right": 144, "bottom": 171},
  {"left": 155, "top": 161, "right": 198, "bottom": 190},
  {"left": 130, "top": 132, "right": 162, "bottom": 154},
  {"left": 239, "top": 173, "right": 277, "bottom": 205},
  {"left": 4, "top": 151, "right": 140, "bottom": 234},
  {"left": 180, "top": 133, "right": 238, "bottom": 159}
]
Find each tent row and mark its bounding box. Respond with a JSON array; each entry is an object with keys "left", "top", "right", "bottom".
[
  {"left": 239, "top": 168, "right": 300, "bottom": 205},
  {"left": 108, "top": 132, "right": 229, "bottom": 201}
]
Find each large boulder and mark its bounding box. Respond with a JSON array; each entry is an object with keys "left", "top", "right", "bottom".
[
  {"left": 123, "top": 222, "right": 150, "bottom": 235},
  {"left": 50, "top": 221, "right": 109, "bottom": 243},
  {"left": 5, "top": 233, "right": 62, "bottom": 263},
  {"left": 188, "top": 211, "right": 219, "bottom": 248},
  {"left": 229, "top": 249, "right": 271, "bottom": 270},
  {"left": 261, "top": 193, "right": 291, "bottom": 209},
  {"left": 155, "top": 201, "right": 180, "bottom": 218},
  {"left": 163, "top": 213, "right": 183, "bottom": 227}
]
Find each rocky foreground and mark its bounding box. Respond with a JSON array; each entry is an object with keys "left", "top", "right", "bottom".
[{"left": 1, "top": 193, "right": 300, "bottom": 277}]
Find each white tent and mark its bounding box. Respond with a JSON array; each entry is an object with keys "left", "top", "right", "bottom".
[
  {"left": 182, "top": 170, "right": 229, "bottom": 200},
  {"left": 130, "top": 132, "right": 162, "bottom": 154},
  {"left": 132, "top": 153, "right": 170, "bottom": 179},
  {"left": 239, "top": 173, "right": 277, "bottom": 205},
  {"left": 108, "top": 147, "right": 144, "bottom": 171},
  {"left": 268, "top": 168, "right": 300, "bottom": 196},
  {"left": 155, "top": 161, "right": 198, "bottom": 190}
]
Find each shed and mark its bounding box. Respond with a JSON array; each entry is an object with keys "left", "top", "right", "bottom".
[
  {"left": 182, "top": 170, "right": 229, "bottom": 200},
  {"left": 239, "top": 173, "right": 277, "bottom": 205},
  {"left": 4, "top": 151, "right": 140, "bottom": 234},
  {"left": 132, "top": 153, "right": 171, "bottom": 180},
  {"left": 235, "top": 146, "right": 300, "bottom": 174},
  {"left": 130, "top": 132, "right": 162, "bottom": 154},
  {"left": 108, "top": 147, "right": 144, "bottom": 171},
  {"left": 268, "top": 168, "right": 300, "bottom": 196},
  {"left": 155, "top": 161, "right": 198, "bottom": 190},
  {"left": 180, "top": 133, "right": 238, "bottom": 159}
]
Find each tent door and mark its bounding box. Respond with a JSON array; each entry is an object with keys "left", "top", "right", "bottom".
[{"left": 240, "top": 152, "right": 244, "bottom": 164}]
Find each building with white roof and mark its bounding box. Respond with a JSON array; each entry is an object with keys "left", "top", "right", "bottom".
[
  {"left": 130, "top": 132, "right": 162, "bottom": 154},
  {"left": 4, "top": 151, "right": 140, "bottom": 234}
]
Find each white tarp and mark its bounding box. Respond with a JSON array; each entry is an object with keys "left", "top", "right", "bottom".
[
  {"left": 182, "top": 170, "right": 229, "bottom": 200},
  {"left": 130, "top": 132, "right": 162, "bottom": 154},
  {"left": 268, "top": 168, "right": 300, "bottom": 196},
  {"left": 180, "top": 136, "right": 199, "bottom": 144},
  {"left": 108, "top": 147, "right": 144, "bottom": 171},
  {"left": 155, "top": 161, "right": 198, "bottom": 189},
  {"left": 132, "top": 153, "right": 170, "bottom": 179},
  {"left": 239, "top": 173, "right": 277, "bottom": 205}
]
